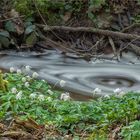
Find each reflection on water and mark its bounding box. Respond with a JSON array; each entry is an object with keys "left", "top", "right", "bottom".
[{"left": 0, "top": 50, "right": 140, "bottom": 98}]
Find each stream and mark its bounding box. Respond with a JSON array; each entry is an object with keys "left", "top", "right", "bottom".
[{"left": 0, "top": 50, "right": 140, "bottom": 99}]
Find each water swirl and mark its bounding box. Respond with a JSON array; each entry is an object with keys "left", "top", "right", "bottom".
[{"left": 0, "top": 50, "right": 140, "bottom": 97}]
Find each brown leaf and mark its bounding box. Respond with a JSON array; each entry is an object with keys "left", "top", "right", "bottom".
[
  {"left": 9, "top": 9, "right": 19, "bottom": 18},
  {"left": 0, "top": 123, "right": 7, "bottom": 133},
  {"left": 109, "top": 125, "right": 122, "bottom": 140},
  {"left": 15, "top": 117, "right": 43, "bottom": 130},
  {"left": 63, "top": 12, "right": 72, "bottom": 22},
  {"left": 0, "top": 131, "right": 33, "bottom": 139}
]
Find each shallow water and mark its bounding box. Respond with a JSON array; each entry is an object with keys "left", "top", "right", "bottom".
[{"left": 0, "top": 50, "right": 140, "bottom": 98}]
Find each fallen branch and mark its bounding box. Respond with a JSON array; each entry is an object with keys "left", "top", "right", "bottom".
[{"left": 37, "top": 24, "right": 140, "bottom": 40}]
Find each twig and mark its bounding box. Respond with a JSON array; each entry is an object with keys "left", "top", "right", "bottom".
[
  {"left": 41, "top": 35, "right": 81, "bottom": 55},
  {"left": 108, "top": 37, "right": 117, "bottom": 56},
  {"left": 32, "top": 0, "right": 47, "bottom": 25},
  {"left": 33, "top": 0, "right": 65, "bottom": 43},
  {"left": 0, "top": 15, "right": 25, "bottom": 22},
  {"left": 89, "top": 36, "right": 105, "bottom": 52},
  {"left": 7, "top": 119, "right": 15, "bottom": 129},
  {"left": 122, "top": 23, "right": 140, "bottom": 32},
  {"left": 119, "top": 37, "right": 140, "bottom": 52},
  {"left": 129, "top": 44, "right": 140, "bottom": 55},
  {"left": 118, "top": 13, "right": 124, "bottom": 29},
  {"left": 108, "top": 37, "right": 120, "bottom": 61},
  {"left": 116, "top": 23, "right": 140, "bottom": 57}
]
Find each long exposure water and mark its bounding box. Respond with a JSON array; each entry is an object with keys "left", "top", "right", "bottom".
[{"left": 0, "top": 50, "right": 140, "bottom": 98}]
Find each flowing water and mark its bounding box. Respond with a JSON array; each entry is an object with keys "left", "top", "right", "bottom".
[{"left": 0, "top": 50, "right": 140, "bottom": 99}]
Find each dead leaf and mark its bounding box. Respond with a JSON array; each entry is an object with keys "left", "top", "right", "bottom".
[
  {"left": 0, "top": 123, "right": 7, "bottom": 133},
  {"left": 9, "top": 9, "right": 19, "bottom": 18},
  {"left": 63, "top": 12, "right": 72, "bottom": 22},
  {"left": 109, "top": 125, "right": 122, "bottom": 140},
  {"left": 0, "top": 131, "right": 36, "bottom": 139}
]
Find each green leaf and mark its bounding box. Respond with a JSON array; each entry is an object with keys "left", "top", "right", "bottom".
[
  {"left": 36, "top": 83, "right": 43, "bottom": 89},
  {"left": 25, "top": 25, "right": 36, "bottom": 35},
  {"left": 73, "top": 136, "right": 80, "bottom": 140},
  {"left": 25, "top": 32, "right": 37, "bottom": 45},
  {"left": 1, "top": 101, "right": 11, "bottom": 111},
  {"left": 0, "top": 36, "right": 10, "bottom": 48},
  {"left": 0, "top": 31, "right": 10, "bottom": 38},
  {"left": 0, "top": 43, "right": 2, "bottom": 49},
  {"left": 5, "top": 21, "right": 16, "bottom": 32}
]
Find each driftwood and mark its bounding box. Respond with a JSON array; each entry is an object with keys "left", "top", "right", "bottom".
[{"left": 37, "top": 24, "right": 140, "bottom": 40}]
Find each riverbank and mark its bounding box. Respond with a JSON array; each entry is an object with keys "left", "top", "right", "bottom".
[
  {"left": 0, "top": 68, "right": 140, "bottom": 139},
  {"left": 0, "top": 1, "right": 140, "bottom": 59}
]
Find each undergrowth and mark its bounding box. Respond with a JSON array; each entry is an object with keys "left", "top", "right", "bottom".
[
  {"left": 13, "top": 0, "right": 107, "bottom": 25},
  {"left": 0, "top": 67, "right": 140, "bottom": 139},
  {"left": 120, "top": 121, "right": 140, "bottom": 140}
]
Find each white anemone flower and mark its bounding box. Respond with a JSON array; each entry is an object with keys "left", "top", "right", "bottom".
[
  {"left": 24, "top": 82, "right": 30, "bottom": 88},
  {"left": 47, "top": 89, "right": 53, "bottom": 95},
  {"left": 16, "top": 91, "right": 22, "bottom": 100},
  {"left": 26, "top": 76, "right": 32, "bottom": 81},
  {"left": 116, "top": 91, "right": 126, "bottom": 98},
  {"left": 10, "top": 67, "right": 15, "bottom": 73},
  {"left": 32, "top": 72, "right": 39, "bottom": 78},
  {"left": 59, "top": 80, "right": 66, "bottom": 87},
  {"left": 46, "top": 97, "right": 52, "bottom": 102},
  {"left": 60, "top": 92, "right": 70, "bottom": 101},
  {"left": 38, "top": 94, "right": 45, "bottom": 101},
  {"left": 11, "top": 87, "right": 17, "bottom": 94},
  {"left": 113, "top": 88, "right": 122, "bottom": 94},
  {"left": 17, "top": 69, "right": 22, "bottom": 74},
  {"left": 25, "top": 65, "right": 31, "bottom": 72},
  {"left": 104, "top": 94, "right": 110, "bottom": 99},
  {"left": 92, "top": 88, "right": 102, "bottom": 95},
  {"left": 29, "top": 93, "right": 37, "bottom": 99},
  {"left": 22, "top": 77, "right": 26, "bottom": 82}
]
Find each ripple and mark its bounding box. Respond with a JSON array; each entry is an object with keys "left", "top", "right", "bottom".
[{"left": 90, "top": 76, "right": 136, "bottom": 88}]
